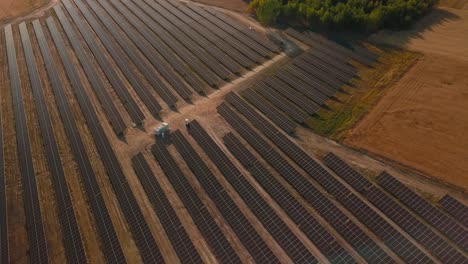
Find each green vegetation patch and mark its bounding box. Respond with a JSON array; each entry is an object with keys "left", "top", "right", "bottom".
[
  {"left": 305, "top": 47, "right": 420, "bottom": 140},
  {"left": 249, "top": 0, "right": 437, "bottom": 32}
]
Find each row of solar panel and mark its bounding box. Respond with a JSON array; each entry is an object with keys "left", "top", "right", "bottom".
[
  {"left": 151, "top": 133, "right": 242, "bottom": 264},
  {"left": 184, "top": 125, "right": 319, "bottom": 263},
  {"left": 324, "top": 153, "right": 468, "bottom": 263},
  {"left": 186, "top": 121, "right": 281, "bottom": 264},
  {"left": 4, "top": 24, "right": 49, "bottom": 264},
  {"left": 33, "top": 19, "right": 128, "bottom": 263},
  {"left": 218, "top": 102, "right": 392, "bottom": 263},
  {"left": 237, "top": 32, "right": 374, "bottom": 133},
  {"left": 19, "top": 22, "right": 87, "bottom": 263},
  {"left": 44, "top": 16, "right": 164, "bottom": 263},
  {"left": 59, "top": 0, "right": 279, "bottom": 128},
  {"left": 132, "top": 152, "right": 202, "bottom": 264},
  {"left": 219, "top": 94, "right": 443, "bottom": 263}
]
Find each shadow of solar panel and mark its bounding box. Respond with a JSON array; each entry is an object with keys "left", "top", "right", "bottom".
[
  {"left": 439, "top": 195, "right": 468, "bottom": 227},
  {"left": 132, "top": 152, "right": 202, "bottom": 264},
  {"left": 378, "top": 172, "right": 468, "bottom": 251}
]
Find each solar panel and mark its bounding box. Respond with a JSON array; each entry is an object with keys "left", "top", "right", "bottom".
[
  {"left": 172, "top": 128, "right": 317, "bottom": 263},
  {"left": 47, "top": 16, "right": 163, "bottom": 263},
  {"left": 132, "top": 152, "right": 203, "bottom": 264},
  {"left": 378, "top": 172, "right": 468, "bottom": 251},
  {"left": 219, "top": 101, "right": 434, "bottom": 263},
  {"left": 5, "top": 24, "right": 49, "bottom": 264},
  {"left": 20, "top": 21, "right": 86, "bottom": 263},
  {"left": 172, "top": 125, "right": 281, "bottom": 264},
  {"left": 439, "top": 195, "right": 468, "bottom": 227},
  {"left": 54, "top": 5, "right": 126, "bottom": 135},
  {"left": 33, "top": 19, "right": 125, "bottom": 263},
  {"left": 323, "top": 153, "right": 372, "bottom": 192},
  {"left": 218, "top": 104, "right": 396, "bottom": 263}
]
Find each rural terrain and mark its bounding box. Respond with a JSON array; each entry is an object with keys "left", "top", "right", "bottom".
[{"left": 0, "top": 0, "right": 467, "bottom": 263}]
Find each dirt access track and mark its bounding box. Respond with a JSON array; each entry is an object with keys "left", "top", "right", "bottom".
[
  {"left": 0, "top": 0, "right": 58, "bottom": 25},
  {"left": 345, "top": 5, "right": 468, "bottom": 190}
]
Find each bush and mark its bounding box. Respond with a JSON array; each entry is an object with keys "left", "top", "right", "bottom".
[{"left": 249, "top": 0, "right": 438, "bottom": 32}]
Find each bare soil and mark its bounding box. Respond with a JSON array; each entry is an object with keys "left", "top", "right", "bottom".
[
  {"left": 345, "top": 7, "right": 468, "bottom": 191},
  {"left": 186, "top": 0, "right": 250, "bottom": 13},
  {"left": 0, "top": 0, "right": 57, "bottom": 26}
]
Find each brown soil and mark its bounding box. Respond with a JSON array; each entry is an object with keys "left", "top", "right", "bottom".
[
  {"left": 345, "top": 7, "right": 468, "bottom": 191},
  {"left": 185, "top": 0, "right": 250, "bottom": 13},
  {"left": 439, "top": 0, "right": 468, "bottom": 9},
  {"left": 0, "top": 0, "right": 57, "bottom": 25}
]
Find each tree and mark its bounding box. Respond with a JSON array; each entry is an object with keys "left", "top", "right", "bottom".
[{"left": 249, "top": 0, "right": 282, "bottom": 24}]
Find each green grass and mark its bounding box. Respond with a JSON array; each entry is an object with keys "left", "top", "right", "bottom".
[{"left": 306, "top": 47, "right": 421, "bottom": 141}]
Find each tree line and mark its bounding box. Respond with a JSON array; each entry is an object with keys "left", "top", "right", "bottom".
[{"left": 249, "top": 0, "right": 437, "bottom": 32}]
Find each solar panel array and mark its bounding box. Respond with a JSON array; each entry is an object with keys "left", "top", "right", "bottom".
[
  {"left": 47, "top": 16, "right": 165, "bottom": 263},
  {"left": 439, "top": 195, "right": 468, "bottom": 227},
  {"left": 54, "top": 5, "right": 126, "bottom": 135},
  {"left": 233, "top": 29, "right": 378, "bottom": 133},
  {"left": 59, "top": 0, "right": 144, "bottom": 124},
  {"left": 324, "top": 153, "right": 468, "bottom": 263},
  {"left": 220, "top": 95, "right": 442, "bottom": 263},
  {"left": 32, "top": 19, "right": 126, "bottom": 263},
  {"left": 180, "top": 126, "right": 318, "bottom": 264},
  {"left": 178, "top": 122, "right": 281, "bottom": 264},
  {"left": 378, "top": 172, "right": 468, "bottom": 251},
  {"left": 151, "top": 132, "right": 242, "bottom": 264},
  {"left": 1, "top": 0, "right": 282, "bottom": 261},
  {"left": 218, "top": 103, "right": 393, "bottom": 263},
  {"left": 5, "top": 24, "right": 49, "bottom": 264},
  {"left": 19, "top": 21, "right": 86, "bottom": 263},
  {"left": 132, "top": 152, "right": 202, "bottom": 264}
]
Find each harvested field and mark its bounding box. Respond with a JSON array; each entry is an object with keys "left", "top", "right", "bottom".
[{"left": 346, "top": 7, "right": 468, "bottom": 190}]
